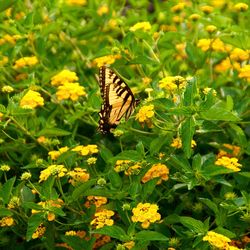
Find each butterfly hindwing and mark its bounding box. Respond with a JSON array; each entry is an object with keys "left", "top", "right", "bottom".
[{"left": 98, "top": 66, "right": 137, "bottom": 134}]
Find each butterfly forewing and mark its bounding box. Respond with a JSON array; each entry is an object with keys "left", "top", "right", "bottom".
[{"left": 98, "top": 66, "right": 137, "bottom": 134}]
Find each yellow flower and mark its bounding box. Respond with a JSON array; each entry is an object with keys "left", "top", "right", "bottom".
[
  {"left": 2, "top": 85, "right": 14, "bottom": 93},
  {"left": 131, "top": 203, "right": 161, "bottom": 229},
  {"left": 233, "top": 3, "right": 248, "bottom": 12},
  {"left": 0, "top": 164, "right": 11, "bottom": 171},
  {"left": 13, "top": 56, "right": 38, "bottom": 69},
  {"left": 214, "top": 57, "right": 240, "bottom": 72},
  {"left": 203, "top": 231, "right": 231, "bottom": 249},
  {"left": 15, "top": 12, "right": 25, "bottom": 20},
  {"left": 21, "top": 172, "right": 32, "bottom": 181},
  {"left": 175, "top": 43, "right": 187, "bottom": 60},
  {"left": 142, "top": 163, "right": 169, "bottom": 184},
  {"left": 200, "top": 5, "right": 214, "bottom": 14},
  {"left": 205, "top": 25, "right": 217, "bottom": 33},
  {"left": 32, "top": 224, "right": 46, "bottom": 239},
  {"left": 8, "top": 196, "right": 20, "bottom": 209},
  {"left": 230, "top": 48, "right": 249, "bottom": 61},
  {"left": 171, "top": 3, "right": 185, "bottom": 13},
  {"left": 142, "top": 77, "right": 152, "bottom": 85},
  {"left": 159, "top": 76, "right": 186, "bottom": 91},
  {"left": 238, "top": 64, "right": 250, "bottom": 82},
  {"left": 72, "top": 144, "right": 98, "bottom": 156},
  {"left": 37, "top": 136, "right": 48, "bottom": 144},
  {"left": 224, "top": 192, "right": 237, "bottom": 200},
  {"left": 66, "top": 0, "right": 87, "bottom": 6},
  {"left": 114, "top": 160, "right": 132, "bottom": 172},
  {"left": 93, "top": 54, "right": 121, "bottom": 67},
  {"left": 123, "top": 241, "right": 135, "bottom": 250},
  {"left": 65, "top": 230, "right": 77, "bottom": 236},
  {"left": 135, "top": 104, "right": 154, "bottom": 123},
  {"left": 0, "top": 34, "right": 21, "bottom": 45},
  {"left": 48, "top": 146, "right": 69, "bottom": 160},
  {"left": 20, "top": 90, "right": 44, "bottom": 109},
  {"left": 39, "top": 164, "right": 67, "bottom": 182},
  {"left": 129, "top": 22, "right": 151, "bottom": 32},
  {"left": 92, "top": 234, "right": 111, "bottom": 249},
  {"left": 90, "top": 209, "right": 115, "bottom": 229},
  {"left": 217, "top": 144, "right": 241, "bottom": 158},
  {"left": 51, "top": 69, "right": 79, "bottom": 86},
  {"left": 5, "top": 8, "right": 12, "bottom": 17},
  {"left": 97, "top": 5, "right": 109, "bottom": 16},
  {"left": 210, "top": 0, "right": 226, "bottom": 8},
  {"left": 56, "top": 82, "right": 86, "bottom": 101},
  {"left": 171, "top": 137, "right": 182, "bottom": 149},
  {"left": 0, "top": 56, "right": 8, "bottom": 66},
  {"left": 203, "top": 87, "right": 217, "bottom": 96},
  {"left": 87, "top": 157, "right": 97, "bottom": 165},
  {"left": 172, "top": 16, "right": 183, "bottom": 24},
  {"left": 215, "top": 156, "right": 242, "bottom": 172},
  {"left": 68, "top": 167, "right": 90, "bottom": 186},
  {"left": 189, "top": 14, "right": 201, "bottom": 21},
  {"left": 0, "top": 217, "right": 14, "bottom": 227},
  {"left": 85, "top": 196, "right": 108, "bottom": 208}
]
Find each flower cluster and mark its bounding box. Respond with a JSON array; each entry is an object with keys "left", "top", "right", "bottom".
[
  {"left": 159, "top": 76, "right": 186, "bottom": 92},
  {"left": 13, "top": 56, "right": 38, "bottom": 69},
  {"left": 93, "top": 54, "right": 121, "bottom": 67},
  {"left": 39, "top": 164, "right": 67, "bottom": 182},
  {"left": 129, "top": 21, "right": 151, "bottom": 32},
  {"left": 0, "top": 34, "right": 21, "bottom": 45},
  {"left": 48, "top": 146, "right": 69, "bottom": 160},
  {"left": 90, "top": 209, "right": 115, "bottom": 229},
  {"left": 32, "top": 224, "right": 46, "bottom": 239},
  {"left": 85, "top": 196, "right": 108, "bottom": 208},
  {"left": 171, "top": 137, "right": 196, "bottom": 149},
  {"left": 136, "top": 104, "right": 155, "bottom": 126},
  {"left": 215, "top": 156, "right": 242, "bottom": 172},
  {"left": 114, "top": 160, "right": 142, "bottom": 175},
  {"left": 142, "top": 163, "right": 169, "bottom": 184},
  {"left": 72, "top": 144, "right": 98, "bottom": 156},
  {"left": 65, "top": 0, "right": 87, "bottom": 6},
  {"left": 51, "top": 69, "right": 86, "bottom": 101},
  {"left": 217, "top": 144, "right": 241, "bottom": 158},
  {"left": 0, "top": 217, "right": 14, "bottom": 227},
  {"left": 197, "top": 38, "right": 230, "bottom": 52},
  {"left": 68, "top": 167, "right": 90, "bottom": 186},
  {"left": 131, "top": 203, "right": 161, "bottom": 229},
  {"left": 238, "top": 64, "right": 250, "bottom": 82},
  {"left": 8, "top": 196, "right": 20, "bottom": 209},
  {"left": 20, "top": 90, "right": 44, "bottom": 109}
]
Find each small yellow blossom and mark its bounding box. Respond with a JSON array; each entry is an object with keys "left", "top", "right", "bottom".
[
  {"left": 160, "top": 24, "right": 177, "bottom": 32},
  {"left": 203, "top": 231, "right": 231, "bottom": 249},
  {"left": 142, "top": 163, "right": 169, "bottom": 184},
  {"left": 159, "top": 76, "right": 186, "bottom": 91},
  {"left": 85, "top": 196, "right": 108, "bottom": 208},
  {"left": 224, "top": 192, "right": 237, "bottom": 200},
  {"left": 175, "top": 43, "right": 187, "bottom": 60},
  {"left": 93, "top": 234, "right": 111, "bottom": 249},
  {"left": 15, "top": 12, "right": 25, "bottom": 20},
  {"left": 37, "top": 136, "right": 48, "bottom": 144},
  {"left": 217, "top": 144, "right": 241, "bottom": 158},
  {"left": 114, "top": 160, "right": 142, "bottom": 175},
  {"left": 131, "top": 203, "right": 161, "bottom": 229},
  {"left": 238, "top": 64, "right": 250, "bottom": 82},
  {"left": 13, "top": 56, "right": 38, "bottom": 69},
  {"left": 135, "top": 104, "right": 154, "bottom": 123},
  {"left": 203, "top": 87, "right": 217, "bottom": 96},
  {"left": 0, "top": 34, "right": 22, "bottom": 45},
  {"left": 68, "top": 167, "right": 90, "bottom": 186},
  {"left": 5, "top": 8, "right": 12, "bottom": 17},
  {"left": 21, "top": 172, "right": 32, "bottom": 181},
  {"left": 2, "top": 85, "right": 14, "bottom": 93},
  {"left": 123, "top": 241, "right": 135, "bottom": 250},
  {"left": 56, "top": 82, "right": 86, "bottom": 101},
  {"left": 66, "top": 0, "right": 86, "bottom": 6},
  {"left": 215, "top": 156, "right": 242, "bottom": 172},
  {"left": 197, "top": 38, "right": 227, "bottom": 52},
  {"left": 189, "top": 14, "right": 201, "bottom": 21},
  {"left": 0, "top": 56, "right": 8, "bottom": 66},
  {"left": 205, "top": 25, "right": 217, "bottom": 33},
  {"left": 142, "top": 77, "right": 152, "bottom": 85},
  {"left": 0, "top": 217, "right": 14, "bottom": 227},
  {"left": 108, "top": 18, "right": 118, "bottom": 29},
  {"left": 72, "top": 144, "right": 98, "bottom": 156},
  {"left": 172, "top": 16, "right": 183, "bottom": 24},
  {"left": 20, "top": 90, "right": 44, "bottom": 109},
  {"left": 191, "top": 140, "right": 197, "bottom": 148},
  {"left": 114, "top": 160, "right": 132, "bottom": 172},
  {"left": 200, "top": 5, "right": 214, "bottom": 14},
  {"left": 171, "top": 137, "right": 182, "bottom": 149},
  {"left": 39, "top": 164, "right": 67, "bottom": 182},
  {"left": 48, "top": 146, "right": 69, "bottom": 160},
  {"left": 129, "top": 22, "right": 151, "bottom": 32},
  {"left": 65, "top": 230, "right": 77, "bottom": 236},
  {"left": 233, "top": 3, "right": 248, "bottom": 12},
  {"left": 171, "top": 3, "right": 185, "bottom": 13},
  {"left": 87, "top": 157, "right": 97, "bottom": 165},
  {"left": 210, "top": 0, "right": 226, "bottom": 8},
  {"left": 93, "top": 54, "right": 121, "bottom": 67},
  {"left": 0, "top": 164, "right": 10, "bottom": 171},
  {"left": 230, "top": 48, "right": 249, "bottom": 61},
  {"left": 214, "top": 57, "right": 240, "bottom": 72},
  {"left": 97, "top": 5, "right": 109, "bottom": 16},
  {"left": 32, "top": 224, "right": 46, "bottom": 239},
  {"left": 90, "top": 209, "right": 115, "bottom": 229},
  {"left": 51, "top": 69, "right": 79, "bottom": 86}
]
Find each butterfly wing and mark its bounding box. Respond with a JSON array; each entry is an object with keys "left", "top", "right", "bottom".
[{"left": 98, "top": 66, "right": 137, "bottom": 134}]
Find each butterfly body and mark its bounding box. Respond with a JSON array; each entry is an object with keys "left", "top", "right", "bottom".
[{"left": 98, "top": 66, "right": 138, "bottom": 134}]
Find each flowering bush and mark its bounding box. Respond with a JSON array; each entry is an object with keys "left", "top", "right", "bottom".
[{"left": 0, "top": 1, "right": 249, "bottom": 250}]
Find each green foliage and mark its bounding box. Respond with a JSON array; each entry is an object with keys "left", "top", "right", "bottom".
[{"left": 0, "top": 0, "right": 250, "bottom": 249}]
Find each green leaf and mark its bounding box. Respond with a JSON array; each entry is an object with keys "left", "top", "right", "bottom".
[
  {"left": 0, "top": 208, "right": 13, "bottom": 216},
  {"left": 71, "top": 179, "right": 96, "bottom": 201},
  {"left": 192, "top": 154, "right": 202, "bottom": 170},
  {"left": 179, "top": 216, "right": 206, "bottom": 234},
  {"left": 149, "top": 135, "right": 170, "bottom": 156},
  {"left": 36, "top": 128, "right": 71, "bottom": 137},
  {"left": 108, "top": 170, "right": 122, "bottom": 189},
  {"left": 136, "top": 141, "right": 145, "bottom": 157},
  {"left": 112, "top": 150, "right": 143, "bottom": 162},
  {"left": 93, "top": 225, "right": 130, "bottom": 241},
  {"left": 226, "top": 95, "right": 234, "bottom": 111},
  {"left": 61, "top": 236, "right": 94, "bottom": 250},
  {"left": 100, "top": 147, "right": 114, "bottom": 164},
  {"left": 185, "top": 42, "right": 206, "bottom": 69},
  {"left": 26, "top": 213, "right": 44, "bottom": 241},
  {"left": 183, "top": 78, "right": 197, "bottom": 106},
  {"left": 228, "top": 124, "right": 248, "bottom": 147},
  {"left": 0, "top": 0, "right": 16, "bottom": 12},
  {"left": 169, "top": 155, "right": 192, "bottom": 173},
  {"left": 142, "top": 178, "right": 159, "bottom": 200},
  {"left": 0, "top": 177, "right": 16, "bottom": 204},
  {"left": 135, "top": 231, "right": 168, "bottom": 241},
  {"left": 199, "top": 198, "right": 219, "bottom": 215},
  {"left": 180, "top": 117, "right": 195, "bottom": 158}
]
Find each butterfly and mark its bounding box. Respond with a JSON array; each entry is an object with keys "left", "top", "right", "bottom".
[{"left": 98, "top": 66, "right": 139, "bottom": 134}]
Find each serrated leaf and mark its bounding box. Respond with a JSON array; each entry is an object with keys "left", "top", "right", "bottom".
[
  {"left": 179, "top": 216, "right": 205, "bottom": 234},
  {"left": 36, "top": 128, "right": 71, "bottom": 137},
  {"left": 135, "top": 231, "right": 168, "bottom": 241},
  {"left": 93, "top": 225, "right": 129, "bottom": 241}
]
